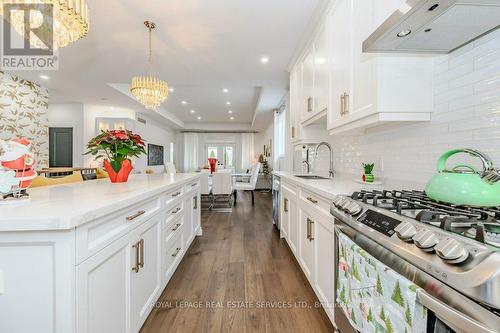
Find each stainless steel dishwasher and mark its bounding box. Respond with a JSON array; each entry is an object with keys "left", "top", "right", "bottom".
[{"left": 272, "top": 175, "right": 280, "bottom": 230}]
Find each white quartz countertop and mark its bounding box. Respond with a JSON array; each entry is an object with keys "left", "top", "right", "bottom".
[
  {"left": 0, "top": 173, "right": 199, "bottom": 232},
  {"left": 273, "top": 171, "right": 425, "bottom": 200}
]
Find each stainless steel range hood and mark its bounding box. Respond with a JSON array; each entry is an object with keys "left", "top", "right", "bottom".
[{"left": 363, "top": 0, "right": 500, "bottom": 54}]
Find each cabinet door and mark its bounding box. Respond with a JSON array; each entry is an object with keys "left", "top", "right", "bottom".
[
  {"left": 289, "top": 67, "right": 301, "bottom": 142},
  {"left": 287, "top": 194, "right": 299, "bottom": 255},
  {"left": 192, "top": 191, "right": 201, "bottom": 236},
  {"left": 131, "top": 215, "right": 162, "bottom": 332},
  {"left": 327, "top": 0, "right": 352, "bottom": 129},
  {"left": 298, "top": 207, "right": 315, "bottom": 282},
  {"left": 314, "top": 21, "right": 330, "bottom": 113},
  {"left": 184, "top": 196, "right": 193, "bottom": 248},
  {"left": 314, "top": 215, "right": 335, "bottom": 322},
  {"left": 281, "top": 194, "right": 289, "bottom": 239},
  {"left": 302, "top": 48, "right": 315, "bottom": 119},
  {"left": 76, "top": 234, "right": 132, "bottom": 333}
]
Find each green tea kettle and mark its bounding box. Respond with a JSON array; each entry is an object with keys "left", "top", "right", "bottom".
[{"left": 425, "top": 149, "right": 500, "bottom": 207}]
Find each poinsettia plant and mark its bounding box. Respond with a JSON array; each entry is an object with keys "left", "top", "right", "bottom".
[{"left": 85, "top": 130, "right": 146, "bottom": 173}]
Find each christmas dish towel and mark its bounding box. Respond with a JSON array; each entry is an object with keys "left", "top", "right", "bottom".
[{"left": 337, "top": 233, "right": 428, "bottom": 333}]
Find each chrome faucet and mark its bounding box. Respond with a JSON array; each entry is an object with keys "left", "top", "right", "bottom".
[
  {"left": 314, "top": 142, "right": 335, "bottom": 178},
  {"left": 302, "top": 146, "right": 311, "bottom": 174}
]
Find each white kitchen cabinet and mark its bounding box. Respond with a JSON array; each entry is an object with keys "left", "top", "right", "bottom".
[
  {"left": 192, "top": 190, "right": 201, "bottom": 236},
  {"left": 301, "top": 47, "right": 315, "bottom": 119},
  {"left": 328, "top": 0, "right": 434, "bottom": 134},
  {"left": 313, "top": 211, "right": 336, "bottom": 323},
  {"left": 289, "top": 67, "right": 301, "bottom": 143},
  {"left": 281, "top": 182, "right": 299, "bottom": 254},
  {"left": 280, "top": 193, "right": 289, "bottom": 240},
  {"left": 183, "top": 195, "right": 193, "bottom": 249},
  {"left": 298, "top": 205, "right": 315, "bottom": 283},
  {"left": 130, "top": 214, "right": 162, "bottom": 332},
  {"left": 327, "top": 0, "right": 353, "bottom": 129},
  {"left": 313, "top": 21, "right": 330, "bottom": 116},
  {"left": 76, "top": 231, "right": 132, "bottom": 333}
]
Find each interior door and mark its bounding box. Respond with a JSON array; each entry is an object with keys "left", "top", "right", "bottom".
[{"left": 49, "top": 127, "right": 73, "bottom": 167}]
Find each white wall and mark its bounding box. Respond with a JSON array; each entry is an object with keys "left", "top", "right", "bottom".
[
  {"left": 309, "top": 30, "right": 500, "bottom": 187},
  {"left": 48, "top": 103, "right": 85, "bottom": 166},
  {"left": 254, "top": 122, "right": 274, "bottom": 167},
  {"left": 49, "top": 103, "right": 177, "bottom": 173}
]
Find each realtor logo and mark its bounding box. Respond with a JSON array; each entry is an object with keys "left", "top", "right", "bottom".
[{"left": 1, "top": 2, "right": 59, "bottom": 70}]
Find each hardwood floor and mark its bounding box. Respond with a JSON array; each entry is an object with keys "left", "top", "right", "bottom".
[{"left": 140, "top": 191, "right": 334, "bottom": 333}]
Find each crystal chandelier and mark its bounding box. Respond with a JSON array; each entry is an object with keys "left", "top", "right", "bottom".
[
  {"left": 130, "top": 21, "right": 168, "bottom": 110},
  {"left": 0, "top": 0, "right": 89, "bottom": 49}
]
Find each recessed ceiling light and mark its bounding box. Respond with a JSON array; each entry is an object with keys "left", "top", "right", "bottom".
[
  {"left": 40, "top": 74, "right": 49, "bottom": 80},
  {"left": 397, "top": 29, "right": 411, "bottom": 37},
  {"left": 223, "top": 88, "right": 229, "bottom": 93},
  {"left": 230, "top": 116, "right": 235, "bottom": 120},
  {"left": 228, "top": 110, "right": 233, "bottom": 114},
  {"left": 190, "top": 109, "right": 196, "bottom": 113},
  {"left": 261, "top": 56, "right": 269, "bottom": 64},
  {"left": 226, "top": 101, "right": 231, "bottom": 105},
  {"left": 197, "top": 116, "right": 201, "bottom": 120},
  {"left": 169, "top": 87, "right": 174, "bottom": 92},
  {"left": 181, "top": 100, "right": 187, "bottom": 105}
]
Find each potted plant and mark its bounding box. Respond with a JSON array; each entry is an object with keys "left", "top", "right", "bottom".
[
  {"left": 362, "top": 163, "right": 375, "bottom": 183},
  {"left": 85, "top": 130, "right": 146, "bottom": 183}
]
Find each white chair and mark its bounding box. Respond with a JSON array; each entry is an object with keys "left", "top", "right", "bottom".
[
  {"left": 212, "top": 170, "right": 234, "bottom": 209},
  {"left": 235, "top": 163, "right": 260, "bottom": 205},
  {"left": 165, "top": 162, "right": 176, "bottom": 174},
  {"left": 199, "top": 173, "right": 212, "bottom": 210}
]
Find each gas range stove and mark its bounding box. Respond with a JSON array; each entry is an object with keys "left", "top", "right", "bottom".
[
  {"left": 330, "top": 189, "right": 500, "bottom": 313},
  {"left": 350, "top": 189, "right": 500, "bottom": 249}
]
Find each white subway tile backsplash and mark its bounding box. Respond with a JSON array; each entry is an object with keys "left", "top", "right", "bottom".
[{"left": 305, "top": 31, "right": 500, "bottom": 186}]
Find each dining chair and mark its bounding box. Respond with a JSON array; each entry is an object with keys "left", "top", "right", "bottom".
[
  {"left": 211, "top": 170, "right": 234, "bottom": 209},
  {"left": 199, "top": 173, "right": 213, "bottom": 210},
  {"left": 234, "top": 162, "right": 261, "bottom": 205}
]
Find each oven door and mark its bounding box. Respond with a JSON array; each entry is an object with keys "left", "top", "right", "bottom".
[{"left": 333, "top": 218, "right": 499, "bottom": 333}]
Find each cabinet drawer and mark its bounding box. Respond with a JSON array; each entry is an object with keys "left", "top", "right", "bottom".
[
  {"left": 163, "top": 230, "right": 184, "bottom": 280},
  {"left": 185, "top": 179, "right": 200, "bottom": 193},
  {"left": 76, "top": 196, "right": 161, "bottom": 264},
  {"left": 300, "top": 189, "right": 330, "bottom": 218},
  {"left": 164, "top": 186, "right": 184, "bottom": 207},
  {"left": 164, "top": 213, "right": 184, "bottom": 244},
  {"left": 166, "top": 202, "right": 184, "bottom": 222}
]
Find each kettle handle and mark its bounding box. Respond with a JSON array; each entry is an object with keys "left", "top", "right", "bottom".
[{"left": 438, "top": 149, "right": 500, "bottom": 184}]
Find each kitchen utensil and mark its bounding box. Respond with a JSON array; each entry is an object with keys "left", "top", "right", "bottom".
[{"left": 425, "top": 149, "right": 500, "bottom": 207}]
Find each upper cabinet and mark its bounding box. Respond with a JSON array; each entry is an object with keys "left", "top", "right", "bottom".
[{"left": 289, "top": 0, "right": 435, "bottom": 137}]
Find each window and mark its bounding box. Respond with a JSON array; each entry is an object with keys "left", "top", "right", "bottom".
[{"left": 206, "top": 144, "right": 235, "bottom": 170}]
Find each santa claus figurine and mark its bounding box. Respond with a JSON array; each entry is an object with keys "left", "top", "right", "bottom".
[{"left": 0, "top": 138, "right": 37, "bottom": 201}]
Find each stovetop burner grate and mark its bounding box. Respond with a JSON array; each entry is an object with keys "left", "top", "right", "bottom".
[{"left": 351, "top": 189, "right": 500, "bottom": 247}]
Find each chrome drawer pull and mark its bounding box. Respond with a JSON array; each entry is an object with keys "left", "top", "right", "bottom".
[
  {"left": 171, "top": 223, "right": 181, "bottom": 231},
  {"left": 171, "top": 247, "right": 181, "bottom": 257},
  {"left": 171, "top": 191, "right": 181, "bottom": 197},
  {"left": 171, "top": 207, "right": 181, "bottom": 214},
  {"left": 126, "top": 210, "right": 146, "bottom": 221},
  {"left": 307, "top": 197, "right": 318, "bottom": 204}
]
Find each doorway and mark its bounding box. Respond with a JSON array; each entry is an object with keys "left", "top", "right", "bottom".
[{"left": 49, "top": 127, "right": 73, "bottom": 167}]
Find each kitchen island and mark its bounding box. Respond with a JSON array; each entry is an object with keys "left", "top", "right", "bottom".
[{"left": 0, "top": 173, "right": 201, "bottom": 333}]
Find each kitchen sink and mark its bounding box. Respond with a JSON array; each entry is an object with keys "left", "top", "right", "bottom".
[{"left": 294, "top": 175, "right": 330, "bottom": 180}]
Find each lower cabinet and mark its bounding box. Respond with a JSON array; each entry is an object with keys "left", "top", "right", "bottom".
[
  {"left": 76, "top": 186, "right": 201, "bottom": 333},
  {"left": 280, "top": 180, "right": 336, "bottom": 324}
]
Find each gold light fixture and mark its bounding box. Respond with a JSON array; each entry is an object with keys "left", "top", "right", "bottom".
[
  {"left": 130, "top": 21, "right": 168, "bottom": 110},
  {"left": 0, "top": 0, "right": 90, "bottom": 49}
]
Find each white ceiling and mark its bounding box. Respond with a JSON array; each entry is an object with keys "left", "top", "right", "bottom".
[{"left": 9, "top": 0, "right": 327, "bottom": 130}]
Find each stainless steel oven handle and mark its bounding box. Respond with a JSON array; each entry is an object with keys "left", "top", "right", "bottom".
[{"left": 416, "top": 291, "right": 496, "bottom": 333}]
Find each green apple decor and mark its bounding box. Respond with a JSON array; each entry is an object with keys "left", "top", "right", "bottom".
[{"left": 362, "top": 163, "right": 375, "bottom": 183}]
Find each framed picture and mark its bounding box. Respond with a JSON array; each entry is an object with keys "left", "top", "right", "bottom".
[{"left": 147, "top": 144, "right": 164, "bottom": 166}]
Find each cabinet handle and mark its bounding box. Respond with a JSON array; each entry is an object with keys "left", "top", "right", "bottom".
[
  {"left": 307, "top": 97, "right": 313, "bottom": 112},
  {"left": 306, "top": 218, "right": 311, "bottom": 240},
  {"left": 340, "top": 94, "right": 345, "bottom": 116},
  {"left": 309, "top": 218, "right": 315, "bottom": 241},
  {"left": 171, "top": 207, "right": 181, "bottom": 214},
  {"left": 171, "top": 223, "right": 181, "bottom": 231},
  {"left": 191, "top": 183, "right": 197, "bottom": 187},
  {"left": 171, "top": 191, "right": 181, "bottom": 197},
  {"left": 291, "top": 126, "right": 295, "bottom": 139},
  {"left": 193, "top": 196, "right": 198, "bottom": 210},
  {"left": 132, "top": 241, "right": 140, "bottom": 273},
  {"left": 343, "top": 93, "right": 349, "bottom": 114},
  {"left": 284, "top": 198, "right": 288, "bottom": 212},
  {"left": 307, "top": 197, "right": 318, "bottom": 204},
  {"left": 126, "top": 210, "right": 146, "bottom": 221},
  {"left": 138, "top": 239, "right": 144, "bottom": 268},
  {"left": 171, "top": 247, "right": 181, "bottom": 257}
]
